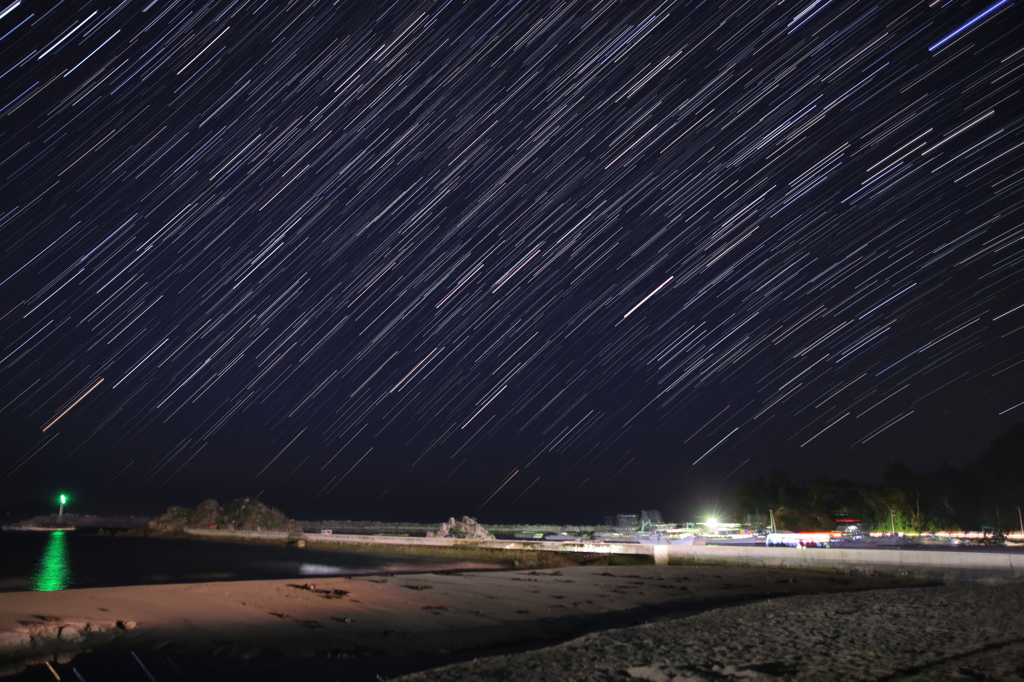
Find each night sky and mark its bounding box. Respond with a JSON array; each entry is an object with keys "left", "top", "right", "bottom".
[{"left": 1, "top": 0, "right": 1022, "bottom": 523}]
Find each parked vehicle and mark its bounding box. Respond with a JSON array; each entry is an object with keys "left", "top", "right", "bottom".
[{"left": 766, "top": 531, "right": 835, "bottom": 547}]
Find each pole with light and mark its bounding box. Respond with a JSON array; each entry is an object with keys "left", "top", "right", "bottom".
[
  {"left": 1016, "top": 506, "right": 1023, "bottom": 540},
  {"left": 58, "top": 494, "right": 67, "bottom": 520},
  {"left": 889, "top": 509, "right": 896, "bottom": 535}
]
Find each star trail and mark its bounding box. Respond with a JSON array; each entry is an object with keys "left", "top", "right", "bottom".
[{"left": 0, "top": 0, "right": 1022, "bottom": 520}]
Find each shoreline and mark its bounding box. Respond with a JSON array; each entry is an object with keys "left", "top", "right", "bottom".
[
  {"left": 120, "top": 528, "right": 1024, "bottom": 583},
  {"left": 115, "top": 527, "right": 624, "bottom": 570},
  {"left": 0, "top": 564, "right": 928, "bottom": 677}
]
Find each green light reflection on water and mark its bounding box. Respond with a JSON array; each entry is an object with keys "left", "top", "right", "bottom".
[{"left": 32, "top": 531, "right": 73, "bottom": 591}]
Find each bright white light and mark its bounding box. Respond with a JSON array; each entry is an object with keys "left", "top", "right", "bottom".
[{"left": 299, "top": 564, "right": 344, "bottom": 575}]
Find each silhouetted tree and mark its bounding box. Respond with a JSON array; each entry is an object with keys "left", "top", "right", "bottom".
[{"left": 730, "top": 422, "right": 1024, "bottom": 533}]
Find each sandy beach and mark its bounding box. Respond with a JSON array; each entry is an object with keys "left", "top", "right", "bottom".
[
  {"left": 0, "top": 564, "right": 930, "bottom": 675},
  {"left": 397, "top": 580, "right": 1024, "bottom": 681}
]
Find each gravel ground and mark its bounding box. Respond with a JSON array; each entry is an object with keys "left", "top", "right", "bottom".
[{"left": 395, "top": 582, "right": 1024, "bottom": 681}]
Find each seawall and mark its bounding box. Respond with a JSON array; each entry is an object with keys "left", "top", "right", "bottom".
[{"left": 181, "top": 529, "right": 1024, "bottom": 580}]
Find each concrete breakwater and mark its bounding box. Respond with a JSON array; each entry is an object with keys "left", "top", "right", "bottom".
[
  {"left": 182, "top": 528, "right": 1024, "bottom": 579},
  {"left": 299, "top": 520, "right": 595, "bottom": 536}
]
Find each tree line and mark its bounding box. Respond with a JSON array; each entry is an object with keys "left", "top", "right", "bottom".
[{"left": 730, "top": 422, "right": 1024, "bottom": 533}]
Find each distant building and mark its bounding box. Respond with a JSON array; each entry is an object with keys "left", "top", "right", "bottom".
[
  {"left": 833, "top": 510, "right": 861, "bottom": 533},
  {"left": 641, "top": 509, "right": 663, "bottom": 526},
  {"left": 604, "top": 511, "right": 666, "bottom": 532},
  {"left": 604, "top": 513, "right": 639, "bottom": 532}
]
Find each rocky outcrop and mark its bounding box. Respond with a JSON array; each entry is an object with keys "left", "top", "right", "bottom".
[
  {"left": 219, "top": 497, "right": 299, "bottom": 531},
  {"left": 0, "top": 617, "right": 131, "bottom": 676},
  {"left": 427, "top": 516, "right": 494, "bottom": 540},
  {"left": 149, "top": 497, "right": 299, "bottom": 532}
]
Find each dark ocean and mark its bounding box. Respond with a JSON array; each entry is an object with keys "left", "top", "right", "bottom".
[
  {"left": 0, "top": 529, "right": 475, "bottom": 592},
  {"left": 2, "top": 529, "right": 517, "bottom": 681}
]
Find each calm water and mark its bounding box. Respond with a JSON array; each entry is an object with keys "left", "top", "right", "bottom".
[
  {"left": 2, "top": 531, "right": 521, "bottom": 682},
  {"left": 0, "top": 530, "right": 491, "bottom": 592}
]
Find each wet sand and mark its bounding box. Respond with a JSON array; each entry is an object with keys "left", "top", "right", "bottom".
[{"left": 0, "top": 564, "right": 923, "bottom": 676}]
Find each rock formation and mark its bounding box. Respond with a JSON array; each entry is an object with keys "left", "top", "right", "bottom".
[
  {"left": 426, "top": 516, "right": 494, "bottom": 540},
  {"left": 149, "top": 497, "right": 299, "bottom": 532}
]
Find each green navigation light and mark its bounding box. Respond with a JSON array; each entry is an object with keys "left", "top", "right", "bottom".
[
  {"left": 59, "top": 494, "right": 67, "bottom": 505},
  {"left": 32, "top": 531, "right": 72, "bottom": 591}
]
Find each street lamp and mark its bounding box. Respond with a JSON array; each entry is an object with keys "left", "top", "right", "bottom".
[
  {"left": 889, "top": 509, "right": 896, "bottom": 535},
  {"left": 1016, "top": 507, "right": 1023, "bottom": 540}
]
